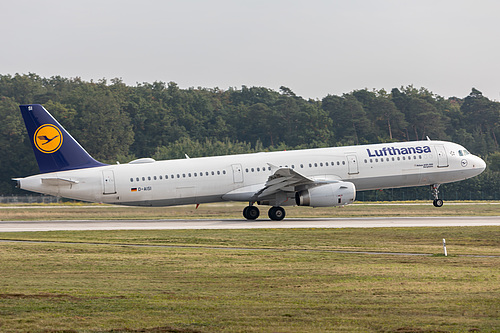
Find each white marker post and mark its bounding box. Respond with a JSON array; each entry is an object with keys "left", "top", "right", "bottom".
[{"left": 443, "top": 238, "right": 447, "bottom": 256}]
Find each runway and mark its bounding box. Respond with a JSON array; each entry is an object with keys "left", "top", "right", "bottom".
[{"left": 1, "top": 216, "right": 499, "bottom": 232}]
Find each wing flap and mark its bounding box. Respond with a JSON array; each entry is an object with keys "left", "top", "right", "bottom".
[{"left": 255, "top": 167, "right": 314, "bottom": 199}]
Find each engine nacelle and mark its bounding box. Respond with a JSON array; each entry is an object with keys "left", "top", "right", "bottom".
[{"left": 295, "top": 182, "right": 356, "bottom": 207}]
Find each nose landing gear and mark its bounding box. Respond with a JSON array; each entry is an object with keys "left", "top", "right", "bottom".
[{"left": 431, "top": 184, "right": 443, "bottom": 207}]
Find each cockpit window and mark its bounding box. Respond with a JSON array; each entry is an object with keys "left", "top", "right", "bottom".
[{"left": 458, "top": 150, "right": 463, "bottom": 156}]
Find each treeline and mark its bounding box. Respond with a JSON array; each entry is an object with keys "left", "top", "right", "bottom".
[{"left": 0, "top": 73, "right": 499, "bottom": 198}]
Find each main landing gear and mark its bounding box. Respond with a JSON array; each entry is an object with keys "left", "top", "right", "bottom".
[
  {"left": 243, "top": 204, "right": 260, "bottom": 220},
  {"left": 431, "top": 184, "right": 444, "bottom": 207},
  {"left": 243, "top": 203, "right": 286, "bottom": 221}
]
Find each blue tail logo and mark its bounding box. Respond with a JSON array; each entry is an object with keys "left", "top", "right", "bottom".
[{"left": 20, "top": 104, "right": 107, "bottom": 173}]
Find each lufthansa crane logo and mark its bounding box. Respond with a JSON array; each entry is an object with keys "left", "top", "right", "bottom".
[{"left": 34, "top": 124, "right": 63, "bottom": 153}]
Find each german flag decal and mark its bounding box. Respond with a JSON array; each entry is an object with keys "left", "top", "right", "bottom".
[{"left": 131, "top": 188, "right": 138, "bottom": 192}]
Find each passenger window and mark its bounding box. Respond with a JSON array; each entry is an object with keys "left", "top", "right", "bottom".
[
  {"left": 257, "top": 167, "right": 260, "bottom": 172},
  {"left": 188, "top": 173, "right": 191, "bottom": 177},
  {"left": 153, "top": 176, "right": 157, "bottom": 180},
  {"left": 142, "top": 177, "right": 145, "bottom": 181},
  {"left": 300, "top": 164, "right": 304, "bottom": 168},
  {"left": 223, "top": 170, "right": 226, "bottom": 174},
  {"left": 217, "top": 171, "right": 220, "bottom": 175},
  {"left": 148, "top": 176, "right": 151, "bottom": 181},
  {"left": 211, "top": 171, "right": 215, "bottom": 175},
  {"left": 342, "top": 161, "right": 345, "bottom": 165},
  {"left": 136, "top": 177, "right": 139, "bottom": 182},
  {"left": 130, "top": 178, "right": 133, "bottom": 182}
]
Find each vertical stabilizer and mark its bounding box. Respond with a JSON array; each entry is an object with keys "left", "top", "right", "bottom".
[{"left": 20, "top": 104, "right": 107, "bottom": 173}]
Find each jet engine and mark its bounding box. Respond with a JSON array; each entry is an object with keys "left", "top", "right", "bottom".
[{"left": 295, "top": 182, "right": 356, "bottom": 207}]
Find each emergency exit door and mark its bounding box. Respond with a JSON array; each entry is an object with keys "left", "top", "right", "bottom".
[{"left": 102, "top": 170, "right": 116, "bottom": 194}]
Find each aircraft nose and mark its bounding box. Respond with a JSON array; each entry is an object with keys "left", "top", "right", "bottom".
[{"left": 474, "top": 156, "right": 486, "bottom": 172}]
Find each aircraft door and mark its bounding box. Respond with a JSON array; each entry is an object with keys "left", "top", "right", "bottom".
[
  {"left": 347, "top": 154, "right": 359, "bottom": 175},
  {"left": 102, "top": 170, "right": 117, "bottom": 194},
  {"left": 231, "top": 164, "right": 244, "bottom": 183},
  {"left": 435, "top": 145, "right": 449, "bottom": 167}
]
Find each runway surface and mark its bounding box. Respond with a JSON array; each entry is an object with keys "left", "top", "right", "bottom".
[{"left": 1, "top": 216, "right": 499, "bottom": 232}]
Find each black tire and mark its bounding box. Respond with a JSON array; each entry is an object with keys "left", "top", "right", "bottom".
[
  {"left": 245, "top": 206, "right": 260, "bottom": 220},
  {"left": 268, "top": 206, "right": 285, "bottom": 221},
  {"left": 433, "top": 199, "right": 444, "bottom": 207}
]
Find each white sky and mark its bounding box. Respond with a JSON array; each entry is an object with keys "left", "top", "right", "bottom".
[{"left": 2, "top": 0, "right": 500, "bottom": 100}]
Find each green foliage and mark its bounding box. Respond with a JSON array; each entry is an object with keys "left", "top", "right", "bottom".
[
  {"left": 489, "top": 152, "right": 500, "bottom": 172},
  {"left": 152, "top": 137, "right": 256, "bottom": 160},
  {"left": 0, "top": 74, "right": 499, "bottom": 195}
]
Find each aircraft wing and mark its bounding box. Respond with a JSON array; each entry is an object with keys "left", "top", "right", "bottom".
[
  {"left": 254, "top": 165, "right": 314, "bottom": 199},
  {"left": 222, "top": 164, "right": 341, "bottom": 202}
]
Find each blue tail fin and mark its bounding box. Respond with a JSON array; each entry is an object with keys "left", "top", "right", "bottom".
[{"left": 20, "top": 104, "right": 107, "bottom": 173}]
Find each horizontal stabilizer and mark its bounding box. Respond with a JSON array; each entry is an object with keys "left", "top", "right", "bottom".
[{"left": 41, "top": 177, "right": 79, "bottom": 186}]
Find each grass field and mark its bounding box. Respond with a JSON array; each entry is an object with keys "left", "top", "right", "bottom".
[
  {"left": 0, "top": 225, "right": 499, "bottom": 332},
  {"left": 0, "top": 201, "right": 499, "bottom": 221}
]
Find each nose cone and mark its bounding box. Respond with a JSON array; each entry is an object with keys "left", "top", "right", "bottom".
[{"left": 474, "top": 155, "right": 487, "bottom": 174}]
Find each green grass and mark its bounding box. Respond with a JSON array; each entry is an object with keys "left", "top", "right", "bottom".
[
  {"left": 0, "top": 201, "right": 499, "bottom": 221},
  {"left": 0, "top": 227, "right": 499, "bottom": 332}
]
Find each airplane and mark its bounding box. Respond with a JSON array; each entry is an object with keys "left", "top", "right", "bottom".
[{"left": 14, "top": 104, "right": 486, "bottom": 221}]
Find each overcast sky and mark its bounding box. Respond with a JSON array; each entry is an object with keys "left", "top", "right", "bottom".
[{"left": 2, "top": 0, "right": 500, "bottom": 100}]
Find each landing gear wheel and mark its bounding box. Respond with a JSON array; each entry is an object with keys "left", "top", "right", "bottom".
[
  {"left": 243, "top": 205, "right": 259, "bottom": 220},
  {"left": 430, "top": 184, "right": 443, "bottom": 207},
  {"left": 268, "top": 206, "right": 285, "bottom": 221},
  {"left": 433, "top": 199, "right": 443, "bottom": 207}
]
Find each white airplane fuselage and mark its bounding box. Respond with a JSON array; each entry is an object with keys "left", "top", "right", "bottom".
[{"left": 18, "top": 140, "right": 486, "bottom": 207}]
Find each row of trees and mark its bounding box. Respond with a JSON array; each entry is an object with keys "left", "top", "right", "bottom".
[{"left": 0, "top": 73, "right": 499, "bottom": 197}]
